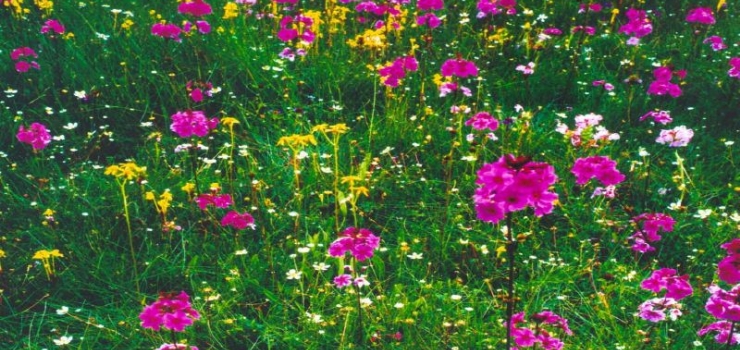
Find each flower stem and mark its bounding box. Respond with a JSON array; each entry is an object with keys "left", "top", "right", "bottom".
[
  {"left": 727, "top": 321, "right": 736, "bottom": 349},
  {"left": 119, "top": 182, "right": 140, "bottom": 294},
  {"left": 505, "top": 213, "right": 517, "bottom": 350}
]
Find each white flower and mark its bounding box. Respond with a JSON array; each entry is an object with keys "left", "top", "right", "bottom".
[
  {"left": 312, "top": 262, "right": 330, "bottom": 271},
  {"left": 406, "top": 252, "right": 423, "bottom": 260},
  {"left": 694, "top": 209, "right": 712, "bottom": 219},
  {"left": 286, "top": 269, "right": 302, "bottom": 280},
  {"left": 53, "top": 335, "right": 73, "bottom": 346},
  {"left": 56, "top": 306, "right": 69, "bottom": 315},
  {"left": 234, "top": 249, "right": 248, "bottom": 255}
]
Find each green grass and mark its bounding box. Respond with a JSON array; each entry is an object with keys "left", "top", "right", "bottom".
[{"left": 1, "top": 0, "right": 740, "bottom": 349}]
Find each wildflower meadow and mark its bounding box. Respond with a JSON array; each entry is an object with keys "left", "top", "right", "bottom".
[{"left": 2, "top": 0, "right": 740, "bottom": 349}]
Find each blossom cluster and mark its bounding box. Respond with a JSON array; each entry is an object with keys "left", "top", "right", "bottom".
[
  {"left": 476, "top": 0, "right": 516, "bottom": 18},
  {"left": 698, "top": 239, "right": 740, "bottom": 344},
  {"left": 11, "top": 47, "right": 40, "bottom": 73},
  {"left": 647, "top": 66, "right": 684, "bottom": 98},
  {"left": 416, "top": 0, "right": 443, "bottom": 29},
  {"left": 140, "top": 291, "right": 201, "bottom": 332},
  {"left": 170, "top": 110, "right": 219, "bottom": 138},
  {"left": 571, "top": 156, "right": 625, "bottom": 187},
  {"left": 655, "top": 125, "right": 694, "bottom": 147},
  {"left": 17, "top": 122, "right": 52, "bottom": 150},
  {"left": 151, "top": 0, "right": 212, "bottom": 42},
  {"left": 328, "top": 227, "right": 380, "bottom": 261},
  {"left": 196, "top": 187, "right": 255, "bottom": 230},
  {"left": 618, "top": 8, "right": 652, "bottom": 45},
  {"left": 473, "top": 154, "right": 558, "bottom": 224},
  {"left": 378, "top": 56, "right": 418, "bottom": 88},
  {"left": 507, "top": 311, "right": 573, "bottom": 349},
  {"left": 628, "top": 213, "right": 675, "bottom": 253},
  {"left": 555, "top": 113, "right": 619, "bottom": 148},
  {"left": 637, "top": 268, "right": 692, "bottom": 322}
]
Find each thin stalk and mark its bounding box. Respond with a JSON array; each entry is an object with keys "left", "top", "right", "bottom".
[
  {"left": 505, "top": 213, "right": 517, "bottom": 350},
  {"left": 727, "top": 321, "right": 736, "bottom": 349},
  {"left": 119, "top": 182, "right": 140, "bottom": 294}
]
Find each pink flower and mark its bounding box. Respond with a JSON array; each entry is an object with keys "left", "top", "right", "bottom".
[
  {"left": 40, "top": 19, "right": 65, "bottom": 35},
  {"left": 465, "top": 112, "right": 499, "bottom": 131},
  {"left": 656, "top": 125, "right": 694, "bottom": 147},
  {"left": 542, "top": 28, "right": 562, "bottom": 36},
  {"left": 328, "top": 227, "right": 380, "bottom": 261},
  {"left": 277, "top": 15, "right": 315, "bottom": 44},
  {"left": 17, "top": 123, "right": 52, "bottom": 150},
  {"left": 157, "top": 344, "right": 199, "bottom": 350},
  {"left": 440, "top": 57, "right": 478, "bottom": 78},
  {"left": 333, "top": 274, "right": 352, "bottom": 288},
  {"left": 628, "top": 213, "right": 674, "bottom": 253},
  {"left": 640, "top": 268, "right": 693, "bottom": 301},
  {"left": 379, "top": 56, "right": 418, "bottom": 87},
  {"left": 704, "top": 35, "right": 727, "bottom": 51},
  {"left": 178, "top": 0, "right": 213, "bottom": 17},
  {"left": 474, "top": 155, "right": 558, "bottom": 224},
  {"left": 416, "top": 12, "right": 442, "bottom": 28},
  {"left": 698, "top": 321, "right": 740, "bottom": 345},
  {"left": 722, "top": 239, "right": 740, "bottom": 255},
  {"left": 151, "top": 23, "right": 184, "bottom": 42},
  {"left": 170, "top": 110, "right": 219, "bottom": 138},
  {"left": 571, "top": 25, "right": 595, "bottom": 35},
  {"left": 476, "top": 0, "right": 516, "bottom": 18},
  {"left": 220, "top": 211, "right": 256, "bottom": 230},
  {"left": 686, "top": 7, "right": 715, "bottom": 25},
  {"left": 507, "top": 311, "right": 572, "bottom": 349},
  {"left": 705, "top": 284, "right": 740, "bottom": 322},
  {"left": 140, "top": 291, "right": 201, "bottom": 332},
  {"left": 578, "top": 3, "right": 601, "bottom": 13},
  {"left": 515, "top": 62, "right": 535, "bottom": 75},
  {"left": 571, "top": 156, "right": 625, "bottom": 186},
  {"left": 618, "top": 8, "right": 652, "bottom": 44},
  {"left": 718, "top": 254, "right": 740, "bottom": 285},
  {"left": 10, "top": 47, "right": 37, "bottom": 61},
  {"left": 15, "top": 61, "right": 40, "bottom": 73},
  {"left": 417, "top": 0, "right": 443, "bottom": 11},
  {"left": 728, "top": 57, "right": 740, "bottom": 79},
  {"left": 196, "top": 193, "right": 233, "bottom": 210},
  {"left": 647, "top": 66, "right": 683, "bottom": 98},
  {"left": 638, "top": 297, "right": 683, "bottom": 322},
  {"left": 186, "top": 81, "right": 213, "bottom": 102},
  {"left": 639, "top": 110, "right": 672, "bottom": 124},
  {"left": 592, "top": 80, "right": 614, "bottom": 91}
]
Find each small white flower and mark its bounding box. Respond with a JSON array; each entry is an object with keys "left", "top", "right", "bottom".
[
  {"left": 406, "top": 252, "right": 423, "bottom": 260},
  {"left": 286, "top": 269, "right": 302, "bottom": 280},
  {"left": 450, "top": 294, "right": 462, "bottom": 301},
  {"left": 56, "top": 306, "right": 69, "bottom": 315},
  {"left": 312, "top": 262, "right": 330, "bottom": 271},
  {"left": 53, "top": 335, "right": 73, "bottom": 346},
  {"left": 234, "top": 249, "right": 248, "bottom": 255}
]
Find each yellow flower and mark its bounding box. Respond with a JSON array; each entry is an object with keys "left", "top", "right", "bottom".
[
  {"left": 181, "top": 182, "right": 196, "bottom": 194},
  {"left": 0, "top": 249, "right": 6, "bottom": 258},
  {"left": 42, "top": 208, "right": 55, "bottom": 217},
  {"left": 145, "top": 191, "right": 156, "bottom": 201},
  {"left": 351, "top": 186, "right": 369, "bottom": 197},
  {"left": 105, "top": 162, "right": 146, "bottom": 181},
  {"left": 223, "top": 2, "right": 238, "bottom": 20},
  {"left": 347, "top": 28, "right": 387, "bottom": 50},
  {"left": 277, "top": 134, "right": 317, "bottom": 148},
  {"left": 311, "top": 124, "right": 329, "bottom": 133},
  {"left": 48, "top": 249, "right": 63, "bottom": 258},
  {"left": 121, "top": 19, "right": 134, "bottom": 30},
  {"left": 221, "top": 117, "right": 240, "bottom": 128},
  {"left": 328, "top": 123, "right": 349, "bottom": 134},
  {"left": 340, "top": 175, "right": 362, "bottom": 186},
  {"left": 209, "top": 183, "right": 221, "bottom": 192}
]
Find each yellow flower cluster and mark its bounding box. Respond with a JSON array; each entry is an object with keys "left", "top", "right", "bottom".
[
  {"left": 121, "top": 18, "right": 135, "bottom": 30},
  {"left": 277, "top": 134, "right": 317, "bottom": 149},
  {"left": 33, "top": 0, "right": 52, "bottom": 14},
  {"left": 32, "top": 249, "right": 63, "bottom": 280},
  {"left": 347, "top": 28, "right": 388, "bottom": 51},
  {"left": 312, "top": 123, "right": 349, "bottom": 135},
  {"left": 3, "top": 0, "right": 29, "bottom": 17},
  {"left": 327, "top": 6, "right": 350, "bottom": 34},
  {"left": 145, "top": 189, "right": 173, "bottom": 215},
  {"left": 104, "top": 162, "right": 146, "bottom": 181},
  {"left": 223, "top": 2, "right": 238, "bottom": 20}
]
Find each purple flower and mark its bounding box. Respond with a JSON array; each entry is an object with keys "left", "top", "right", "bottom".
[
  {"left": 178, "top": 0, "right": 213, "bottom": 17},
  {"left": 41, "top": 19, "right": 65, "bottom": 35},
  {"left": 704, "top": 35, "right": 727, "bottom": 51},
  {"left": 507, "top": 311, "right": 572, "bottom": 349},
  {"left": 640, "top": 268, "right": 692, "bottom": 301},
  {"left": 10, "top": 47, "right": 40, "bottom": 73},
  {"left": 416, "top": 12, "right": 442, "bottom": 29},
  {"left": 686, "top": 7, "right": 715, "bottom": 25},
  {"left": 196, "top": 193, "right": 233, "bottom": 210},
  {"left": 328, "top": 227, "right": 380, "bottom": 261},
  {"left": 170, "top": 110, "right": 219, "bottom": 138},
  {"left": 465, "top": 112, "right": 499, "bottom": 131},
  {"left": 571, "top": 156, "right": 625, "bottom": 186},
  {"left": 140, "top": 291, "right": 201, "bottom": 332},
  {"left": 17, "top": 123, "right": 51, "bottom": 150},
  {"left": 656, "top": 125, "right": 694, "bottom": 147},
  {"left": 440, "top": 57, "right": 478, "bottom": 78},
  {"left": 639, "top": 110, "right": 673, "bottom": 125},
  {"left": 220, "top": 211, "right": 256, "bottom": 230},
  {"left": 729, "top": 57, "right": 740, "bottom": 79},
  {"left": 705, "top": 284, "right": 740, "bottom": 322},
  {"left": 638, "top": 297, "right": 683, "bottom": 322}
]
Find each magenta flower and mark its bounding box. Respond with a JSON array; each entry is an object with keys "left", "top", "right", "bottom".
[
  {"left": 333, "top": 274, "right": 352, "bottom": 288},
  {"left": 186, "top": 81, "right": 214, "bottom": 102},
  {"left": 507, "top": 311, "right": 572, "bottom": 349},
  {"left": 729, "top": 57, "right": 740, "bottom": 79},
  {"left": 578, "top": 3, "right": 601, "bottom": 13},
  {"left": 440, "top": 57, "right": 478, "bottom": 78},
  {"left": 328, "top": 227, "right": 380, "bottom": 261},
  {"left": 629, "top": 213, "right": 674, "bottom": 253},
  {"left": 476, "top": 0, "right": 516, "bottom": 18},
  {"left": 718, "top": 254, "right": 740, "bottom": 285},
  {"left": 542, "top": 28, "right": 562, "bottom": 36},
  {"left": 220, "top": 211, "right": 256, "bottom": 230},
  {"left": 722, "top": 239, "right": 740, "bottom": 255},
  {"left": 639, "top": 110, "right": 672, "bottom": 125},
  {"left": 474, "top": 155, "right": 558, "bottom": 224},
  {"left": 195, "top": 193, "right": 233, "bottom": 210},
  {"left": 40, "top": 19, "right": 65, "bottom": 35},
  {"left": 178, "top": 0, "right": 213, "bottom": 17},
  {"left": 638, "top": 297, "right": 683, "bottom": 322},
  {"left": 618, "top": 8, "right": 652, "bottom": 45},
  {"left": 704, "top": 35, "right": 727, "bottom": 51},
  {"left": 465, "top": 112, "right": 499, "bottom": 131},
  {"left": 277, "top": 15, "right": 315, "bottom": 44},
  {"left": 378, "top": 56, "right": 418, "bottom": 88},
  {"left": 140, "top": 291, "right": 201, "bottom": 332},
  {"left": 416, "top": 12, "right": 442, "bottom": 28},
  {"left": 418, "top": 0, "right": 443, "bottom": 11},
  {"left": 686, "top": 7, "right": 715, "bottom": 25},
  {"left": 17, "top": 123, "right": 52, "bottom": 150},
  {"left": 656, "top": 125, "right": 694, "bottom": 147},
  {"left": 571, "top": 156, "right": 625, "bottom": 186},
  {"left": 439, "top": 82, "right": 471, "bottom": 97},
  {"left": 592, "top": 80, "right": 614, "bottom": 91},
  {"left": 698, "top": 321, "right": 740, "bottom": 345},
  {"left": 705, "top": 284, "right": 740, "bottom": 322},
  {"left": 10, "top": 47, "right": 40, "bottom": 73},
  {"left": 647, "top": 66, "right": 683, "bottom": 98},
  {"left": 151, "top": 23, "right": 184, "bottom": 42},
  {"left": 157, "top": 344, "right": 199, "bottom": 350},
  {"left": 515, "top": 62, "right": 535, "bottom": 75},
  {"left": 170, "top": 110, "right": 218, "bottom": 138},
  {"left": 640, "top": 268, "right": 692, "bottom": 301},
  {"left": 571, "top": 25, "right": 595, "bottom": 35}
]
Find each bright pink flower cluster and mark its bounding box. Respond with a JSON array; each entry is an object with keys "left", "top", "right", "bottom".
[
  {"left": 639, "top": 110, "right": 672, "bottom": 125},
  {"left": 440, "top": 57, "right": 478, "bottom": 78},
  {"left": 157, "top": 344, "right": 199, "bottom": 350},
  {"left": 647, "top": 66, "right": 684, "bottom": 98},
  {"left": 196, "top": 193, "right": 233, "bottom": 210},
  {"left": 473, "top": 155, "right": 558, "bottom": 224},
  {"left": 571, "top": 156, "right": 625, "bottom": 186},
  {"left": 465, "top": 111, "right": 499, "bottom": 131},
  {"left": 507, "top": 311, "right": 572, "bottom": 350},
  {"left": 618, "top": 8, "right": 652, "bottom": 45},
  {"left": 328, "top": 227, "right": 381, "bottom": 261},
  {"left": 686, "top": 7, "right": 715, "bottom": 25},
  {"left": 592, "top": 80, "right": 614, "bottom": 91},
  {"left": 628, "top": 213, "right": 675, "bottom": 253},
  {"left": 416, "top": 0, "right": 443, "bottom": 28},
  {"left": 476, "top": 0, "right": 516, "bottom": 18},
  {"left": 704, "top": 35, "right": 727, "bottom": 51},
  {"left": 220, "top": 211, "right": 256, "bottom": 230},
  {"left": 416, "top": 12, "right": 442, "bottom": 28},
  {"left": 17, "top": 122, "right": 52, "bottom": 150},
  {"left": 578, "top": 3, "right": 601, "bottom": 13},
  {"left": 277, "top": 15, "right": 315, "bottom": 44},
  {"left": 378, "top": 56, "right": 418, "bottom": 88},
  {"left": 729, "top": 57, "right": 740, "bottom": 79},
  {"left": 571, "top": 25, "right": 595, "bottom": 36},
  {"left": 640, "top": 268, "right": 693, "bottom": 300},
  {"left": 186, "top": 81, "right": 214, "bottom": 102},
  {"left": 170, "top": 110, "right": 219, "bottom": 138},
  {"left": 655, "top": 125, "right": 694, "bottom": 147},
  {"left": 152, "top": 23, "right": 184, "bottom": 42},
  {"left": 140, "top": 291, "right": 201, "bottom": 332},
  {"left": 333, "top": 273, "right": 370, "bottom": 288},
  {"left": 637, "top": 297, "right": 683, "bottom": 323},
  {"left": 41, "top": 19, "right": 65, "bottom": 35},
  {"left": 698, "top": 320, "right": 740, "bottom": 345},
  {"left": 718, "top": 239, "right": 740, "bottom": 284},
  {"left": 178, "top": 0, "right": 213, "bottom": 17},
  {"left": 10, "top": 47, "right": 40, "bottom": 73}
]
